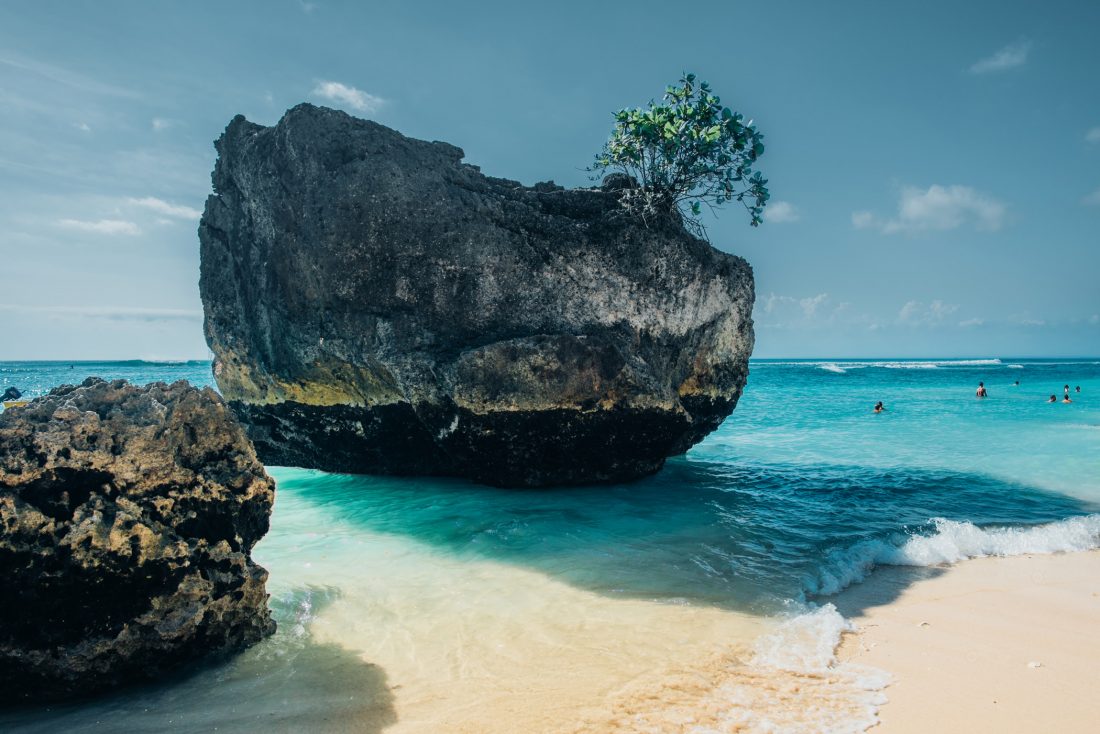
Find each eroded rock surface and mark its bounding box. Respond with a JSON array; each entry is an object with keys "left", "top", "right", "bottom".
[
  {"left": 0, "top": 378, "right": 275, "bottom": 701},
  {"left": 200, "top": 104, "right": 755, "bottom": 486}
]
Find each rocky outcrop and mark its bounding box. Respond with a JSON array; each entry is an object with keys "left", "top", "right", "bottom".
[
  {"left": 0, "top": 378, "right": 275, "bottom": 702},
  {"left": 199, "top": 104, "right": 754, "bottom": 487}
]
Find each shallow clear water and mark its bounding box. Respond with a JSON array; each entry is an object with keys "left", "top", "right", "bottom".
[{"left": 2, "top": 358, "right": 1098, "bottom": 732}]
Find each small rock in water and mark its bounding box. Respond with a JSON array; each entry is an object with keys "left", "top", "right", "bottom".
[{"left": 0, "top": 378, "right": 277, "bottom": 702}]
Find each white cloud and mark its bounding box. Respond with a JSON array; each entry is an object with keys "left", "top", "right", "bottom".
[
  {"left": 152, "top": 118, "right": 173, "bottom": 131},
  {"left": 763, "top": 200, "right": 800, "bottom": 223},
  {"left": 57, "top": 218, "right": 140, "bottom": 235},
  {"left": 74, "top": 122, "right": 91, "bottom": 132},
  {"left": 311, "top": 81, "right": 384, "bottom": 113},
  {"left": 898, "top": 299, "right": 958, "bottom": 326},
  {"left": 1085, "top": 127, "right": 1100, "bottom": 144},
  {"left": 855, "top": 185, "right": 1006, "bottom": 234},
  {"left": 958, "top": 317, "right": 985, "bottom": 328},
  {"left": 128, "top": 196, "right": 202, "bottom": 220},
  {"left": 969, "top": 40, "right": 1031, "bottom": 74},
  {"left": 299, "top": 1, "right": 317, "bottom": 12},
  {"left": 1083, "top": 188, "right": 1100, "bottom": 206}
]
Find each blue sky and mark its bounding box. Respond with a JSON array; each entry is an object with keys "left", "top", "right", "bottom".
[{"left": 1, "top": 0, "right": 1097, "bottom": 359}]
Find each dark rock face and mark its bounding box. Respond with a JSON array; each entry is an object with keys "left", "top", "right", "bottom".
[
  {"left": 199, "top": 104, "right": 754, "bottom": 487},
  {"left": 0, "top": 378, "right": 275, "bottom": 702}
]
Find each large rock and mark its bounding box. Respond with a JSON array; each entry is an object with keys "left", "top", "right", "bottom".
[
  {"left": 199, "top": 104, "right": 754, "bottom": 487},
  {"left": 0, "top": 378, "right": 275, "bottom": 701}
]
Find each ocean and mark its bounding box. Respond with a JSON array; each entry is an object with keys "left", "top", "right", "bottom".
[{"left": 2, "top": 358, "right": 1098, "bottom": 732}]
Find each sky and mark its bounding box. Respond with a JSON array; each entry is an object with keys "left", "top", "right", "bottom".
[{"left": 1, "top": 0, "right": 1097, "bottom": 360}]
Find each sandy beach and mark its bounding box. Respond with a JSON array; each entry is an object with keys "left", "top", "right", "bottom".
[{"left": 835, "top": 550, "right": 1100, "bottom": 733}]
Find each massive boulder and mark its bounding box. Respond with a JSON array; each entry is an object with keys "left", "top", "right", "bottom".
[
  {"left": 0, "top": 378, "right": 275, "bottom": 701},
  {"left": 199, "top": 104, "right": 754, "bottom": 487}
]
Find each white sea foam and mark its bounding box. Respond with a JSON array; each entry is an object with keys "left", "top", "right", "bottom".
[
  {"left": 808, "top": 514, "right": 1100, "bottom": 596},
  {"left": 751, "top": 603, "right": 855, "bottom": 672},
  {"left": 880, "top": 361, "right": 940, "bottom": 369},
  {"left": 1007, "top": 363, "right": 1025, "bottom": 369},
  {"left": 818, "top": 363, "right": 847, "bottom": 374},
  {"left": 691, "top": 604, "right": 889, "bottom": 734}
]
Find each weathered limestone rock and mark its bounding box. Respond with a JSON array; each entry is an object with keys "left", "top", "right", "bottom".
[
  {"left": 0, "top": 378, "right": 275, "bottom": 701},
  {"left": 199, "top": 104, "right": 755, "bottom": 486}
]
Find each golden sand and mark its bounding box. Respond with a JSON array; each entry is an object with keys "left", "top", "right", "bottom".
[{"left": 836, "top": 550, "right": 1100, "bottom": 734}]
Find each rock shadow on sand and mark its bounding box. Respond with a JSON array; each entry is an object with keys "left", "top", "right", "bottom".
[{"left": 0, "top": 586, "right": 398, "bottom": 734}]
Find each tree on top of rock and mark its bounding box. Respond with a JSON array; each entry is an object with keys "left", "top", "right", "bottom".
[{"left": 591, "top": 73, "right": 770, "bottom": 237}]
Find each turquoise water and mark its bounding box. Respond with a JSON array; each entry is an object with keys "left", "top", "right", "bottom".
[{"left": 2, "top": 358, "right": 1098, "bottom": 732}]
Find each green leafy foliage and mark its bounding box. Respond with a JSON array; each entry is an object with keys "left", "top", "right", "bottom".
[{"left": 591, "top": 73, "right": 770, "bottom": 235}]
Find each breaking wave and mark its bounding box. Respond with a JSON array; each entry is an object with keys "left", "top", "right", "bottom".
[
  {"left": 807, "top": 514, "right": 1100, "bottom": 596},
  {"left": 790, "top": 358, "right": 1005, "bottom": 372}
]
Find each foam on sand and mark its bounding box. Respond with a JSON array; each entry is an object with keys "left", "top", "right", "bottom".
[{"left": 575, "top": 604, "right": 889, "bottom": 734}]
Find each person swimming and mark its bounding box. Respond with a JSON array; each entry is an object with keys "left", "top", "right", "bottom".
[
  {"left": 1014, "top": 380, "right": 1020, "bottom": 386},
  {"left": 976, "top": 382, "right": 988, "bottom": 398},
  {"left": 1048, "top": 395, "right": 1057, "bottom": 403},
  {"left": 1076, "top": 386, "right": 1082, "bottom": 393},
  {"left": 1063, "top": 395, "right": 1073, "bottom": 404},
  {"left": 874, "top": 401, "right": 884, "bottom": 413}
]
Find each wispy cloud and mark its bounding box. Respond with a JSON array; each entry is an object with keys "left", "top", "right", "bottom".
[
  {"left": 1085, "top": 127, "right": 1100, "bottom": 144},
  {"left": 311, "top": 81, "right": 385, "bottom": 113},
  {"left": 759, "top": 293, "right": 990, "bottom": 334},
  {"left": 763, "top": 200, "right": 800, "bottom": 223},
  {"left": 151, "top": 117, "right": 173, "bottom": 131},
  {"left": 898, "top": 299, "right": 958, "bottom": 326},
  {"left": 0, "top": 53, "right": 138, "bottom": 98},
  {"left": 761, "top": 292, "right": 831, "bottom": 318},
  {"left": 74, "top": 122, "right": 91, "bottom": 132},
  {"left": 969, "top": 40, "right": 1031, "bottom": 74},
  {"left": 851, "top": 211, "right": 875, "bottom": 229},
  {"left": 757, "top": 292, "right": 859, "bottom": 330},
  {"left": 853, "top": 185, "right": 1006, "bottom": 234},
  {"left": 57, "top": 218, "right": 140, "bottom": 235},
  {"left": 299, "top": 1, "right": 318, "bottom": 12},
  {"left": 1083, "top": 188, "right": 1100, "bottom": 206},
  {"left": 0, "top": 304, "right": 201, "bottom": 322},
  {"left": 127, "top": 196, "right": 202, "bottom": 220}
]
